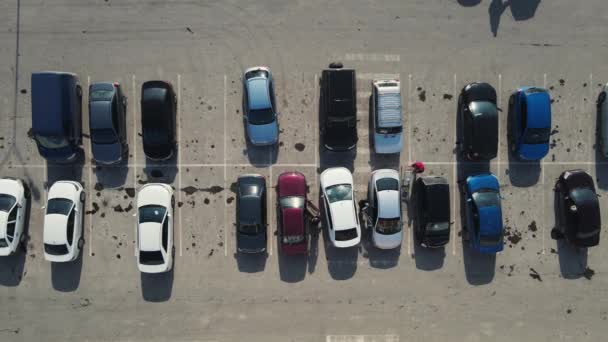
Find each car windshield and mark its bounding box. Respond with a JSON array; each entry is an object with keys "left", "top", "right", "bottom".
[
  {"left": 35, "top": 135, "right": 69, "bottom": 149},
  {"left": 239, "top": 224, "right": 261, "bottom": 235},
  {"left": 91, "top": 128, "right": 117, "bottom": 144},
  {"left": 480, "top": 233, "right": 502, "bottom": 247},
  {"left": 325, "top": 184, "right": 352, "bottom": 203},
  {"left": 0, "top": 194, "right": 16, "bottom": 212},
  {"left": 46, "top": 198, "right": 74, "bottom": 215},
  {"left": 139, "top": 251, "right": 164, "bottom": 265},
  {"left": 249, "top": 108, "right": 275, "bottom": 125},
  {"left": 143, "top": 127, "right": 169, "bottom": 146},
  {"left": 523, "top": 128, "right": 550, "bottom": 144},
  {"left": 377, "top": 126, "right": 403, "bottom": 135},
  {"left": 473, "top": 189, "right": 500, "bottom": 208},
  {"left": 283, "top": 234, "right": 305, "bottom": 244},
  {"left": 335, "top": 228, "right": 358, "bottom": 241},
  {"left": 0, "top": 238, "right": 8, "bottom": 248},
  {"left": 280, "top": 196, "right": 305, "bottom": 209},
  {"left": 44, "top": 243, "right": 68, "bottom": 255},
  {"left": 138, "top": 205, "right": 167, "bottom": 223},
  {"left": 376, "top": 178, "right": 399, "bottom": 191},
  {"left": 426, "top": 221, "right": 450, "bottom": 233},
  {"left": 90, "top": 89, "right": 114, "bottom": 101},
  {"left": 376, "top": 217, "right": 401, "bottom": 235}
]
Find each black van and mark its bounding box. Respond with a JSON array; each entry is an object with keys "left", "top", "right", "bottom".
[
  {"left": 31, "top": 72, "right": 82, "bottom": 162},
  {"left": 321, "top": 64, "right": 357, "bottom": 151},
  {"left": 413, "top": 176, "right": 451, "bottom": 248}
]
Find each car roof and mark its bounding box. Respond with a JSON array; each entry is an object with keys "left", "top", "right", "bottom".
[
  {"left": 524, "top": 89, "right": 551, "bottom": 128},
  {"left": 478, "top": 206, "right": 503, "bottom": 235},
  {"left": 139, "top": 222, "right": 162, "bottom": 252},
  {"left": 376, "top": 90, "right": 402, "bottom": 128},
  {"left": 417, "top": 177, "right": 450, "bottom": 221},
  {"left": 329, "top": 200, "right": 357, "bottom": 230},
  {"left": 247, "top": 78, "right": 271, "bottom": 110},
  {"left": 89, "top": 101, "right": 113, "bottom": 130},
  {"left": 239, "top": 196, "right": 262, "bottom": 224},
  {"left": 377, "top": 190, "right": 400, "bottom": 219},
  {"left": 31, "top": 72, "right": 76, "bottom": 135},
  {"left": 324, "top": 69, "right": 355, "bottom": 117},
  {"left": 278, "top": 172, "right": 306, "bottom": 198},
  {"left": 43, "top": 214, "right": 69, "bottom": 244},
  {"left": 282, "top": 207, "right": 304, "bottom": 235}
]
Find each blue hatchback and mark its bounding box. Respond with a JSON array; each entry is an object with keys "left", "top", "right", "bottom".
[
  {"left": 243, "top": 66, "right": 279, "bottom": 146},
  {"left": 464, "top": 173, "right": 503, "bottom": 254},
  {"left": 508, "top": 87, "right": 551, "bottom": 160}
]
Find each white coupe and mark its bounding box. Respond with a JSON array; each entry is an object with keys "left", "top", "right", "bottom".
[
  {"left": 320, "top": 167, "right": 361, "bottom": 248},
  {"left": 0, "top": 178, "right": 29, "bottom": 256},
  {"left": 43, "top": 181, "right": 85, "bottom": 262}
]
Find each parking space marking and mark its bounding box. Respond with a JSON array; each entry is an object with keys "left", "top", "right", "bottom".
[
  {"left": 224, "top": 74, "right": 228, "bottom": 257},
  {"left": 497, "top": 73, "right": 502, "bottom": 178},
  {"left": 408, "top": 74, "right": 412, "bottom": 163},
  {"left": 132, "top": 74, "right": 137, "bottom": 257},
  {"left": 345, "top": 53, "right": 400, "bottom": 62},
  {"left": 269, "top": 165, "right": 273, "bottom": 256},
  {"left": 326, "top": 334, "right": 399, "bottom": 342},
  {"left": 177, "top": 73, "right": 182, "bottom": 257},
  {"left": 543, "top": 73, "right": 547, "bottom": 88},
  {"left": 452, "top": 73, "right": 457, "bottom": 256},
  {"left": 86, "top": 75, "right": 93, "bottom": 257},
  {"left": 589, "top": 73, "right": 594, "bottom": 163},
  {"left": 314, "top": 73, "right": 319, "bottom": 192},
  {"left": 541, "top": 156, "right": 546, "bottom": 254}
]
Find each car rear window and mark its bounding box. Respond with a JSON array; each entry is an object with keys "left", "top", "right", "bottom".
[
  {"left": 335, "top": 228, "right": 358, "bottom": 241},
  {"left": 90, "top": 89, "right": 114, "bottom": 101},
  {"left": 523, "top": 128, "right": 550, "bottom": 144},
  {"left": 46, "top": 198, "right": 74, "bottom": 215},
  {"left": 139, "top": 250, "right": 164, "bottom": 265},
  {"left": 473, "top": 190, "right": 500, "bottom": 208},
  {"left": 376, "top": 178, "right": 399, "bottom": 192},
  {"left": 44, "top": 243, "right": 69, "bottom": 255},
  {"left": 325, "top": 184, "right": 353, "bottom": 203},
  {"left": 138, "top": 205, "right": 166, "bottom": 223},
  {"left": 480, "top": 233, "right": 502, "bottom": 247},
  {"left": 0, "top": 194, "right": 16, "bottom": 212}
]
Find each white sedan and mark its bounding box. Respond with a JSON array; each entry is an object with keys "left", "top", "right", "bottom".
[
  {"left": 136, "top": 183, "right": 174, "bottom": 273},
  {"left": 0, "top": 178, "right": 29, "bottom": 256},
  {"left": 320, "top": 167, "right": 361, "bottom": 248},
  {"left": 365, "top": 169, "right": 402, "bottom": 249},
  {"left": 43, "top": 181, "right": 85, "bottom": 262}
]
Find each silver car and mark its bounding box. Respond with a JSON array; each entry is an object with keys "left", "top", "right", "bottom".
[{"left": 243, "top": 66, "right": 279, "bottom": 146}]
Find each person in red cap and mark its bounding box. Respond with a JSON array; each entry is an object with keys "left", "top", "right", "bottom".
[{"left": 411, "top": 161, "right": 425, "bottom": 174}]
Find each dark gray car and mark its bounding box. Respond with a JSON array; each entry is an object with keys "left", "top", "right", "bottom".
[
  {"left": 236, "top": 174, "right": 267, "bottom": 254},
  {"left": 89, "top": 82, "right": 128, "bottom": 164}
]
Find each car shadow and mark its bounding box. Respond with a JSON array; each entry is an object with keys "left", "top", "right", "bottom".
[
  {"left": 594, "top": 92, "right": 608, "bottom": 189},
  {"left": 457, "top": 0, "right": 482, "bottom": 6},
  {"left": 318, "top": 192, "right": 358, "bottom": 279},
  {"left": 552, "top": 190, "right": 589, "bottom": 279},
  {"left": 143, "top": 155, "right": 178, "bottom": 184},
  {"left": 307, "top": 216, "right": 321, "bottom": 274},
  {"left": 243, "top": 138, "right": 278, "bottom": 167},
  {"left": 462, "top": 245, "right": 497, "bottom": 285},
  {"left": 51, "top": 252, "right": 84, "bottom": 292},
  {"left": 0, "top": 187, "right": 32, "bottom": 287},
  {"left": 278, "top": 253, "right": 307, "bottom": 283},
  {"left": 140, "top": 267, "right": 174, "bottom": 302},
  {"left": 93, "top": 161, "right": 129, "bottom": 189},
  {"left": 46, "top": 159, "right": 84, "bottom": 189},
  {"left": 413, "top": 241, "right": 446, "bottom": 271},
  {"left": 235, "top": 252, "right": 268, "bottom": 273},
  {"left": 509, "top": 0, "right": 542, "bottom": 21},
  {"left": 367, "top": 95, "right": 400, "bottom": 171}
]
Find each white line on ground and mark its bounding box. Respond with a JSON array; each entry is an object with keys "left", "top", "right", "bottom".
[
  {"left": 314, "top": 73, "right": 319, "bottom": 193},
  {"left": 589, "top": 73, "right": 594, "bottom": 163},
  {"left": 177, "top": 73, "right": 182, "bottom": 257},
  {"left": 408, "top": 74, "right": 412, "bottom": 163},
  {"left": 344, "top": 53, "right": 400, "bottom": 62},
  {"left": 269, "top": 165, "right": 273, "bottom": 256},
  {"left": 452, "top": 73, "right": 457, "bottom": 256},
  {"left": 543, "top": 73, "right": 547, "bottom": 88},
  {"left": 497, "top": 73, "right": 502, "bottom": 178},
  {"left": 86, "top": 75, "right": 93, "bottom": 257},
  {"left": 42, "top": 161, "right": 47, "bottom": 206},
  {"left": 224, "top": 74, "right": 228, "bottom": 257},
  {"left": 541, "top": 157, "right": 545, "bottom": 254},
  {"left": 132, "top": 74, "right": 137, "bottom": 257},
  {"left": 326, "top": 334, "right": 399, "bottom": 342}
]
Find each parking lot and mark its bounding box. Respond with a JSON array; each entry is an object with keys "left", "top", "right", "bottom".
[{"left": 1, "top": 1, "right": 608, "bottom": 341}]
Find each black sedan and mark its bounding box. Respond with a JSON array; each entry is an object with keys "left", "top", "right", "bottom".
[
  {"left": 457, "top": 82, "right": 498, "bottom": 161},
  {"left": 413, "top": 176, "right": 450, "bottom": 248},
  {"left": 141, "top": 81, "right": 177, "bottom": 161},
  {"left": 89, "top": 82, "right": 128, "bottom": 164},
  {"left": 236, "top": 174, "right": 267, "bottom": 254},
  {"left": 552, "top": 170, "right": 601, "bottom": 248}
]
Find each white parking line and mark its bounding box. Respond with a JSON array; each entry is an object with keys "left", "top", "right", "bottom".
[
  {"left": 326, "top": 334, "right": 399, "bottom": 342},
  {"left": 344, "top": 53, "right": 400, "bottom": 62},
  {"left": 589, "top": 73, "right": 594, "bottom": 163},
  {"left": 452, "top": 73, "right": 457, "bottom": 257},
  {"left": 132, "top": 74, "right": 137, "bottom": 257},
  {"left": 541, "top": 156, "right": 545, "bottom": 254},
  {"left": 268, "top": 166, "right": 273, "bottom": 256},
  {"left": 177, "top": 73, "right": 182, "bottom": 257},
  {"left": 497, "top": 73, "right": 502, "bottom": 178},
  {"left": 86, "top": 75, "right": 93, "bottom": 257},
  {"left": 408, "top": 74, "right": 412, "bottom": 163},
  {"left": 314, "top": 73, "right": 319, "bottom": 192},
  {"left": 224, "top": 74, "right": 228, "bottom": 257}
]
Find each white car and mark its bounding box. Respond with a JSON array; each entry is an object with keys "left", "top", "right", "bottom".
[
  {"left": 43, "top": 181, "right": 85, "bottom": 262},
  {"left": 136, "top": 183, "right": 174, "bottom": 273},
  {"left": 364, "top": 169, "right": 402, "bottom": 249},
  {"left": 320, "top": 167, "right": 361, "bottom": 248},
  {"left": 0, "top": 178, "right": 29, "bottom": 256}
]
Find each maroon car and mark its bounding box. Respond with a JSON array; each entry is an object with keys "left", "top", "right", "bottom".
[{"left": 277, "top": 171, "right": 308, "bottom": 255}]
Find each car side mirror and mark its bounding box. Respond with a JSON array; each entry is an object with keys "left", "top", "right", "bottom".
[
  {"left": 132, "top": 213, "right": 137, "bottom": 217},
  {"left": 41, "top": 206, "right": 46, "bottom": 210},
  {"left": 17, "top": 204, "right": 22, "bottom": 209},
  {"left": 73, "top": 207, "right": 78, "bottom": 212}
]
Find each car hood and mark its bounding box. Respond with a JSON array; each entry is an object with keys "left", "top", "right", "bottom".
[
  {"left": 237, "top": 231, "right": 267, "bottom": 252},
  {"left": 373, "top": 229, "right": 402, "bottom": 249},
  {"left": 478, "top": 206, "right": 503, "bottom": 236},
  {"left": 92, "top": 142, "right": 122, "bottom": 164},
  {"left": 247, "top": 121, "right": 278, "bottom": 145},
  {"left": 519, "top": 142, "right": 549, "bottom": 160},
  {"left": 374, "top": 133, "right": 402, "bottom": 154},
  {"left": 282, "top": 207, "right": 305, "bottom": 236}
]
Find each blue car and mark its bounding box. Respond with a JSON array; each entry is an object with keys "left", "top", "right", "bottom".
[
  {"left": 508, "top": 86, "right": 551, "bottom": 160},
  {"left": 243, "top": 66, "right": 279, "bottom": 146},
  {"left": 464, "top": 173, "right": 503, "bottom": 254}
]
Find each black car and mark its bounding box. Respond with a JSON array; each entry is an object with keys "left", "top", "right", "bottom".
[
  {"left": 458, "top": 82, "right": 498, "bottom": 161},
  {"left": 321, "top": 65, "right": 357, "bottom": 151},
  {"left": 89, "top": 82, "right": 128, "bottom": 164},
  {"left": 236, "top": 174, "right": 267, "bottom": 254},
  {"left": 413, "top": 176, "right": 450, "bottom": 248},
  {"left": 141, "top": 81, "right": 177, "bottom": 161},
  {"left": 552, "top": 170, "right": 601, "bottom": 248}
]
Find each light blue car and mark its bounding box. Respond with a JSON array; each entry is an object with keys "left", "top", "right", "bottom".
[
  {"left": 372, "top": 79, "right": 403, "bottom": 154},
  {"left": 243, "top": 66, "right": 279, "bottom": 146}
]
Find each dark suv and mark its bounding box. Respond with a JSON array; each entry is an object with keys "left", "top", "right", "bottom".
[
  {"left": 457, "top": 82, "right": 498, "bottom": 161},
  {"left": 321, "top": 64, "right": 357, "bottom": 151},
  {"left": 89, "top": 82, "right": 128, "bottom": 164}
]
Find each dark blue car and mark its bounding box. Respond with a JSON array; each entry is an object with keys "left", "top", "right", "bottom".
[
  {"left": 464, "top": 173, "right": 503, "bottom": 254},
  {"left": 508, "top": 87, "right": 551, "bottom": 160},
  {"left": 89, "top": 82, "right": 128, "bottom": 164}
]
